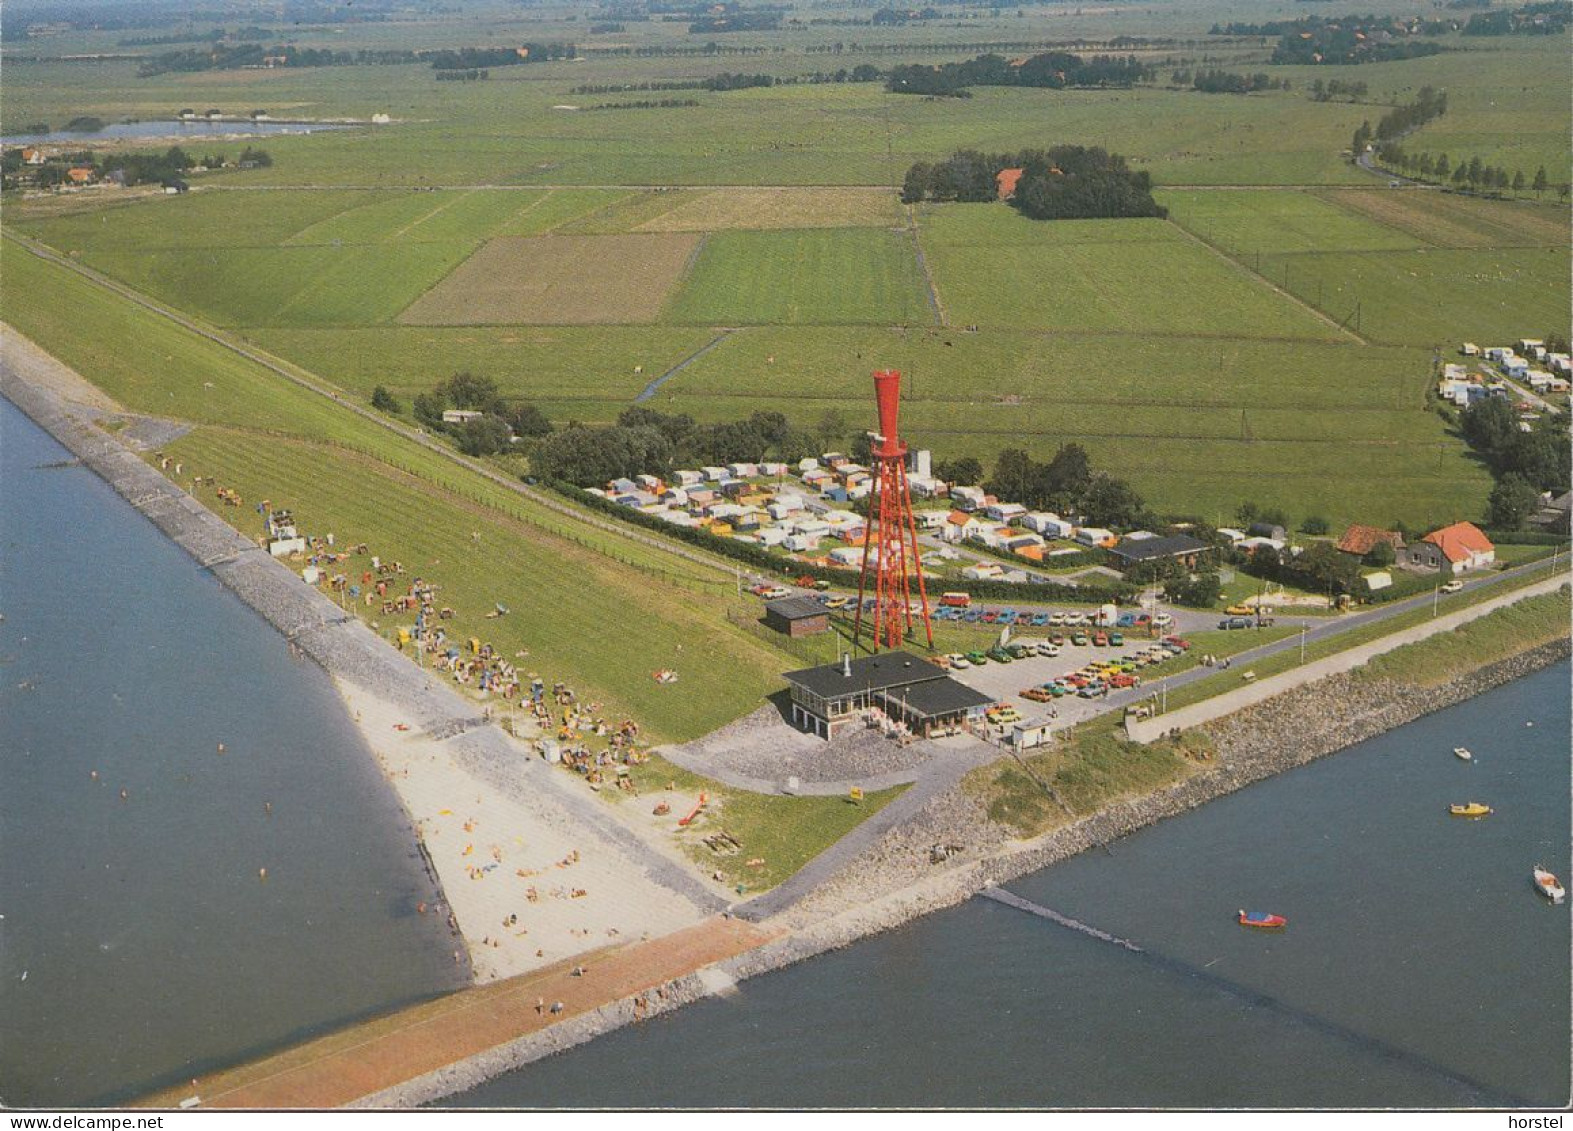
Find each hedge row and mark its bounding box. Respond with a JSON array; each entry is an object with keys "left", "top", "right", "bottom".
[{"left": 546, "top": 480, "right": 1137, "bottom": 604}]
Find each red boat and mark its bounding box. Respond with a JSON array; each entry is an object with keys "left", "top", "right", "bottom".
[{"left": 1238, "top": 909, "right": 1287, "bottom": 930}]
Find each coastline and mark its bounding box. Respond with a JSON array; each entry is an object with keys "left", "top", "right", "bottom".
[{"left": 4, "top": 344, "right": 1567, "bottom": 1108}]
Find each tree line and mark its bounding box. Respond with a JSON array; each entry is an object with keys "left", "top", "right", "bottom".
[
  {"left": 886, "top": 51, "right": 1151, "bottom": 97},
  {"left": 901, "top": 146, "right": 1166, "bottom": 221},
  {"left": 1179, "top": 69, "right": 1290, "bottom": 94}
]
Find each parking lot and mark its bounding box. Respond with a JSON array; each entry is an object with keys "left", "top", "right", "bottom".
[{"left": 941, "top": 631, "right": 1195, "bottom": 735}]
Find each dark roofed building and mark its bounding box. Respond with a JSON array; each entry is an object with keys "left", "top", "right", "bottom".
[
  {"left": 782, "top": 650, "right": 995, "bottom": 738},
  {"left": 1107, "top": 533, "right": 1210, "bottom": 571},
  {"left": 763, "top": 596, "right": 830, "bottom": 638}
]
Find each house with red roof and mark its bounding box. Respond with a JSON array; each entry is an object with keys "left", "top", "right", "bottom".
[
  {"left": 1335, "top": 523, "right": 1404, "bottom": 558},
  {"left": 996, "top": 167, "right": 1023, "bottom": 200},
  {"left": 1402, "top": 521, "right": 1494, "bottom": 574}
]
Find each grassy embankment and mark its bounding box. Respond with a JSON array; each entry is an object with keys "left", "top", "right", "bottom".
[{"left": 1, "top": 241, "right": 920, "bottom": 889}]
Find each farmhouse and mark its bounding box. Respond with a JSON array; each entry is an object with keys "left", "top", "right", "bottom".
[
  {"left": 1335, "top": 524, "right": 1404, "bottom": 558},
  {"left": 1401, "top": 521, "right": 1494, "bottom": 574},
  {"left": 996, "top": 167, "right": 1024, "bottom": 200},
  {"left": 782, "top": 651, "right": 994, "bottom": 739},
  {"left": 441, "top": 409, "right": 485, "bottom": 425}
]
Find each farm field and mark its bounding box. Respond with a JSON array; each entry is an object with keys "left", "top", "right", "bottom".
[
  {"left": 399, "top": 233, "right": 702, "bottom": 325},
  {"left": 1161, "top": 189, "right": 1571, "bottom": 348},
  {"left": 635, "top": 187, "right": 906, "bottom": 232},
  {"left": 918, "top": 208, "right": 1345, "bottom": 340},
  {"left": 1255, "top": 247, "right": 1567, "bottom": 350},
  {"left": 664, "top": 228, "right": 933, "bottom": 326}
]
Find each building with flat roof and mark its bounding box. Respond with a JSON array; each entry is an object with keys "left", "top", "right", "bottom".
[{"left": 782, "top": 650, "right": 995, "bottom": 739}]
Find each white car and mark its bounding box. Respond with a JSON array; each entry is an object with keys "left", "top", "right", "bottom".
[
  {"left": 1441, "top": 580, "right": 1464, "bottom": 593},
  {"left": 1152, "top": 613, "right": 1174, "bottom": 628},
  {"left": 947, "top": 653, "right": 971, "bottom": 669},
  {"left": 1049, "top": 613, "right": 1067, "bottom": 626}
]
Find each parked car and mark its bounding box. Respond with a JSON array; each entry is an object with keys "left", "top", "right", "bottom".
[
  {"left": 1021, "top": 687, "right": 1055, "bottom": 703},
  {"left": 1031, "top": 612, "right": 1050, "bottom": 628},
  {"left": 1152, "top": 613, "right": 1174, "bottom": 628},
  {"left": 982, "top": 610, "right": 1000, "bottom": 624},
  {"left": 966, "top": 650, "right": 990, "bottom": 665},
  {"left": 1071, "top": 632, "right": 1089, "bottom": 646},
  {"left": 946, "top": 653, "right": 970, "bottom": 669},
  {"left": 1441, "top": 580, "right": 1464, "bottom": 593},
  {"left": 1109, "top": 632, "right": 1124, "bottom": 646},
  {"left": 1092, "top": 631, "right": 1109, "bottom": 647},
  {"left": 1219, "top": 617, "right": 1253, "bottom": 630},
  {"left": 1049, "top": 613, "right": 1067, "bottom": 626}
]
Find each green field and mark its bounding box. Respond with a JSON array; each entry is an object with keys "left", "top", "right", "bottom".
[
  {"left": 3, "top": 2, "right": 1565, "bottom": 634},
  {"left": 665, "top": 228, "right": 933, "bottom": 326}
]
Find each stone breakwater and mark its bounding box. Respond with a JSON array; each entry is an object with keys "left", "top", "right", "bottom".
[{"left": 367, "top": 634, "right": 1568, "bottom": 1108}]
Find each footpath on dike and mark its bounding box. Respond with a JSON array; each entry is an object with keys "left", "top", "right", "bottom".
[{"left": 4, "top": 336, "right": 1568, "bottom": 1110}]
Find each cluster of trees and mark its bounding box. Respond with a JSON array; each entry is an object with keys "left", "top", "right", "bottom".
[
  {"left": 435, "top": 69, "right": 489, "bottom": 81},
  {"left": 978, "top": 443, "right": 1155, "bottom": 530},
  {"left": 1241, "top": 540, "right": 1365, "bottom": 597},
  {"left": 1181, "top": 69, "right": 1289, "bottom": 94},
  {"left": 1458, "top": 397, "right": 1571, "bottom": 528},
  {"left": 871, "top": 7, "right": 943, "bottom": 24},
  {"left": 1267, "top": 16, "right": 1447, "bottom": 64},
  {"left": 397, "top": 374, "right": 552, "bottom": 458},
  {"left": 700, "top": 72, "right": 774, "bottom": 91},
  {"left": 1308, "top": 78, "right": 1369, "bottom": 102},
  {"left": 1462, "top": 1, "right": 1570, "bottom": 36},
  {"left": 901, "top": 146, "right": 1166, "bottom": 221},
  {"left": 886, "top": 51, "right": 1150, "bottom": 97},
  {"left": 427, "top": 44, "right": 575, "bottom": 69}
]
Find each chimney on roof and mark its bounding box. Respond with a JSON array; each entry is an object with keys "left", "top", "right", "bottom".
[{"left": 841, "top": 653, "right": 852, "bottom": 677}]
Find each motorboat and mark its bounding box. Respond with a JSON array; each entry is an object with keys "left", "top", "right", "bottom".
[
  {"left": 1237, "top": 909, "right": 1287, "bottom": 930},
  {"left": 1453, "top": 746, "right": 1473, "bottom": 761},
  {"left": 1448, "top": 802, "right": 1492, "bottom": 818},
  {"left": 1533, "top": 866, "right": 1566, "bottom": 904}
]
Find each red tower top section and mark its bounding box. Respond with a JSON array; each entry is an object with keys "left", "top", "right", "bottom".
[{"left": 871, "top": 369, "right": 907, "bottom": 460}]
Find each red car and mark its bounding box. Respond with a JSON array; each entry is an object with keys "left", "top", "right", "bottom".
[
  {"left": 983, "top": 610, "right": 1000, "bottom": 624},
  {"left": 1162, "top": 636, "right": 1192, "bottom": 650}
]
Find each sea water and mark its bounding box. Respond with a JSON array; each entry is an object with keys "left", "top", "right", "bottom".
[
  {"left": 0, "top": 399, "right": 464, "bottom": 1107},
  {"left": 448, "top": 661, "right": 1571, "bottom": 1109}
]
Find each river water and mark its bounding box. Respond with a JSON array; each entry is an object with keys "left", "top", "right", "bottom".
[
  {"left": 449, "top": 662, "right": 1570, "bottom": 1109},
  {"left": 1, "top": 396, "right": 1566, "bottom": 1110},
  {"left": 0, "top": 399, "right": 463, "bottom": 1108}
]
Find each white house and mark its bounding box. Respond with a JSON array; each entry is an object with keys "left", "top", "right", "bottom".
[
  {"left": 441, "top": 409, "right": 485, "bottom": 425},
  {"left": 783, "top": 533, "right": 820, "bottom": 553},
  {"left": 951, "top": 485, "right": 986, "bottom": 511},
  {"left": 1501, "top": 356, "right": 1530, "bottom": 379},
  {"left": 701, "top": 466, "right": 727, "bottom": 482},
  {"left": 727, "top": 462, "right": 758, "bottom": 479},
  {"left": 962, "top": 562, "right": 1004, "bottom": 580},
  {"left": 797, "top": 457, "right": 820, "bottom": 473},
  {"left": 1216, "top": 527, "right": 1247, "bottom": 545},
  {"left": 1075, "top": 526, "right": 1115, "bottom": 547}
]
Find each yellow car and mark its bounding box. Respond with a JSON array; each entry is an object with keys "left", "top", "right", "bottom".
[{"left": 1225, "top": 604, "right": 1255, "bottom": 616}]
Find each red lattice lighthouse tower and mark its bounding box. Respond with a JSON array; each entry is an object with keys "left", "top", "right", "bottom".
[{"left": 853, "top": 369, "right": 933, "bottom": 652}]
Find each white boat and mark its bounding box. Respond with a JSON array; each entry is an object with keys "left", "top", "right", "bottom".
[
  {"left": 1453, "top": 746, "right": 1473, "bottom": 761},
  {"left": 1532, "top": 866, "right": 1566, "bottom": 904}
]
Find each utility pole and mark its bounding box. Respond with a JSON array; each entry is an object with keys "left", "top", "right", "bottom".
[{"left": 1300, "top": 624, "right": 1307, "bottom": 664}]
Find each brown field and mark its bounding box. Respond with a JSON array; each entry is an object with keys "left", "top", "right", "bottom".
[
  {"left": 397, "top": 233, "right": 701, "bottom": 325},
  {"left": 1319, "top": 189, "right": 1569, "bottom": 250},
  {"left": 636, "top": 187, "right": 906, "bottom": 232}
]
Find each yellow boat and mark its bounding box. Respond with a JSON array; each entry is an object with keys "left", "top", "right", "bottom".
[{"left": 1448, "top": 802, "right": 1493, "bottom": 818}]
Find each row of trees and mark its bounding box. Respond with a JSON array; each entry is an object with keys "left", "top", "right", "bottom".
[
  {"left": 1378, "top": 147, "right": 1554, "bottom": 196},
  {"left": 394, "top": 374, "right": 552, "bottom": 458},
  {"left": 1308, "top": 78, "right": 1369, "bottom": 102},
  {"left": 901, "top": 146, "right": 1166, "bottom": 221},
  {"left": 1183, "top": 69, "right": 1289, "bottom": 94}
]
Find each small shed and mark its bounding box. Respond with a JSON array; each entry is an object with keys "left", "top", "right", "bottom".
[{"left": 764, "top": 596, "right": 830, "bottom": 638}]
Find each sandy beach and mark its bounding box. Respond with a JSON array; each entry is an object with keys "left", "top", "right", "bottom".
[{"left": 336, "top": 680, "right": 713, "bottom": 983}]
